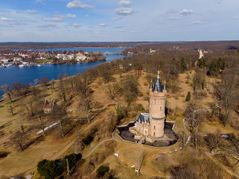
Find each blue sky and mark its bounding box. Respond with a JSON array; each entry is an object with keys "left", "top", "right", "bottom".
[{"left": 0, "top": 0, "right": 238, "bottom": 42}]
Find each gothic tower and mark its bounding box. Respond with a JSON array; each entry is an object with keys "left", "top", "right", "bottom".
[{"left": 149, "top": 71, "right": 167, "bottom": 138}]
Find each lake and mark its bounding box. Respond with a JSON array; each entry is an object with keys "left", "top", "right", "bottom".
[{"left": 0, "top": 47, "right": 125, "bottom": 98}]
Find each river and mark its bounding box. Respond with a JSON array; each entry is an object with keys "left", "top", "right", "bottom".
[{"left": 0, "top": 47, "right": 125, "bottom": 98}]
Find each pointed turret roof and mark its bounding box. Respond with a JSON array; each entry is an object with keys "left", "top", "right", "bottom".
[{"left": 152, "top": 71, "right": 164, "bottom": 92}]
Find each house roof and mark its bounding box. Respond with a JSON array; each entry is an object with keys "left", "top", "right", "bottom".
[{"left": 137, "top": 113, "right": 150, "bottom": 123}]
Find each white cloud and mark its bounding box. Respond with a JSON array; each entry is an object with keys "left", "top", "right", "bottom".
[
  {"left": 99, "top": 23, "right": 107, "bottom": 27},
  {"left": 73, "top": 23, "right": 81, "bottom": 28},
  {"left": 44, "top": 15, "right": 64, "bottom": 22},
  {"left": 67, "top": 0, "right": 93, "bottom": 9},
  {"left": 167, "top": 16, "right": 180, "bottom": 21},
  {"left": 0, "top": 17, "right": 13, "bottom": 22},
  {"left": 119, "top": 0, "right": 131, "bottom": 6},
  {"left": 179, "top": 9, "right": 194, "bottom": 16},
  {"left": 192, "top": 20, "right": 206, "bottom": 25},
  {"left": 26, "top": 9, "right": 38, "bottom": 14},
  {"left": 66, "top": 13, "right": 77, "bottom": 18},
  {"left": 38, "top": 24, "right": 57, "bottom": 29},
  {"left": 115, "top": 7, "right": 134, "bottom": 16},
  {"left": 114, "top": 25, "right": 125, "bottom": 29}
]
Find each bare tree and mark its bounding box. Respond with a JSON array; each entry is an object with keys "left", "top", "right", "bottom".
[
  {"left": 58, "top": 74, "right": 68, "bottom": 102},
  {"left": 74, "top": 75, "right": 93, "bottom": 123},
  {"left": 1, "top": 85, "right": 15, "bottom": 115},
  {"left": 50, "top": 105, "right": 69, "bottom": 137},
  {"left": 11, "top": 82, "right": 29, "bottom": 97},
  {"left": 122, "top": 75, "right": 139, "bottom": 107},
  {"left": 184, "top": 103, "right": 205, "bottom": 149},
  {"left": 38, "top": 77, "right": 50, "bottom": 86},
  {"left": 75, "top": 75, "right": 90, "bottom": 99},
  {"left": 24, "top": 87, "right": 42, "bottom": 119},
  {"left": 193, "top": 70, "right": 206, "bottom": 91},
  {"left": 101, "top": 69, "right": 113, "bottom": 83},
  {"left": 204, "top": 133, "right": 220, "bottom": 152},
  {"left": 11, "top": 131, "right": 25, "bottom": 151},
  {"left": 215, "top": 70, "right": 239, "bottom": 126},
  {"left": 106, "top": 83, "right": 121, "bottom": 100},
  {"left": 83, "top": 98, "right": 92, "bottom": 123}
]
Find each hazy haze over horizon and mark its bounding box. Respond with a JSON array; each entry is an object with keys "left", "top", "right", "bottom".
[{"left": 0, "top": 0, "right": 238, "bottom": 42}]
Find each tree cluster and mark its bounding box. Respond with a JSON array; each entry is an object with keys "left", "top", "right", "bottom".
[{"left": 37, "top": 153, "right": 82, "bottom": 178}]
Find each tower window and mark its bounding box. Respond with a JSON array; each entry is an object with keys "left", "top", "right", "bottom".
[
  {"left": 153, "top": 132, "right": 155, "bottom": 136},
  {"left": 154, "top": 126, "right": 156, "bottom": 130}
]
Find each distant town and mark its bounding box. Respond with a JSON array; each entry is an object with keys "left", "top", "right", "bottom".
[{"left": 0, "top": 50, "right": 106, "bottom": 68}]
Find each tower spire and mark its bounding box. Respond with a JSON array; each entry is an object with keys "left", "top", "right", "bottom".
[
  {"left": 152, "top": 70, "right": 161, "bottom": 92},
  {"left": 157, "top": 70, "right": 160, "bottom": 80}
]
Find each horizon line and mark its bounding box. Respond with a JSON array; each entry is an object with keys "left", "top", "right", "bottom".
[{"left": 1, "top": 39, "right": 239, "bottom": 44}]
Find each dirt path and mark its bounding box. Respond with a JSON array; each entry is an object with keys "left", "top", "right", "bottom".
[
  {"left": 183, "top": 118, "right": 239, "bottom": 178},
  {"left": 83, "top": 138, "right": 117, "bottom": 159},
  {"left": 50, "top": 140, "right": 76, "bottom": 160},
  {"left": 204, "top": 152, "right": 239, "bottom": 178}
]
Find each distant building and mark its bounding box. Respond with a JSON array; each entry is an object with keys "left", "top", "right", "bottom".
[
  {"left": 198, "top": 49, "right": 204, "bottom": 59},
  {"left": 198, "top": 49, "right": 208, "bottom": 59},
  {"left": 75, "top": 52, "right": 87, "bottom": 62},
  {"left": 119, "top": 64, "right": 124, "bottom": 70},
  {"left": 130, "top": 71, "right": 167, "bottom": 143},
  {"left": 43, "top": 99, "right": 55, "bottom": 114},
  {"left": 1, "top": 59, "right": 9, "bottom": 64},
  {"left": 127, "top": 51, "right": 134, "bottom": 56},
  {"left": 149, "top": 48, "right": 156, "bottom": 54}
]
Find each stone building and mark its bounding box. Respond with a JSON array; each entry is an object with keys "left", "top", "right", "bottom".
[{"left": 130, "top": 71, "right": 167, "bottom": 143}]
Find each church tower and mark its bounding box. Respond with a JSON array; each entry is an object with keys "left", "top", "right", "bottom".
[{"left": 149, "top": 71, "right": 167, "bottom": 138}]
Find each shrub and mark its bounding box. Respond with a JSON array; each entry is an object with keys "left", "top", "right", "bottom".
[
  {"left": 82, "top": 135, "right": 94, "bottom": 145},
  {"left": 0, "top": 151, "right": 9, "bottom": 159},
  {"left": 198, "top": 58, "right": 207, "bottom": 68},
  {"left": 37, "top": 159, "right": 64, "bottom": 179},
  {"left": 96, "top": 165, "right": 110, "bottom": 177},
  {"left": 207, "top": 58, "right": 225, "bottom": 76},
  {"left": 204, "top": 134, "right": 220, "bottom": 152},
  {"left": 115, "top": 105, "right": 128, "bottom": 121},
  {"left": 63, "top": 153, "right": 82, "bottom": 170}
]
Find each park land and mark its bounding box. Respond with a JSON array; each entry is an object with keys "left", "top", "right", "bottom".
[{"left": 0, "top": 41, "right": 239, "bottom": 178}]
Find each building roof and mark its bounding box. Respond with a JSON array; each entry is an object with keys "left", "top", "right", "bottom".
[
  {"left": 151, "top": 71, "right": 165, "bottom": 92},
  {"left": 137, "top": 113, "right": 150, "bottom": 123}
]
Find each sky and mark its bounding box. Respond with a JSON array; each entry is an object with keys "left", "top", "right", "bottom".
[{"left": 0, "top": 0, "right": 238, "bottom": 42}]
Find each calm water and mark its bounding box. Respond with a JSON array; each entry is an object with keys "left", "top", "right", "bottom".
[{"left": 0, "top": 47, "right": 125, "bottom": 97}]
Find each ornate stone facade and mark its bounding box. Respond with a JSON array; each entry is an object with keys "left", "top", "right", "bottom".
[{"left": 130, "top": 71, "right": 167, "bottom": 143}]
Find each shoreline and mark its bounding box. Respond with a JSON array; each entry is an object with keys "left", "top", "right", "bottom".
[
  {"left": 0, "top": 47, "right": 126, "bottom": 99},
  {"left": 0, "top": 49, "right": 108, "bottom": 69}
]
